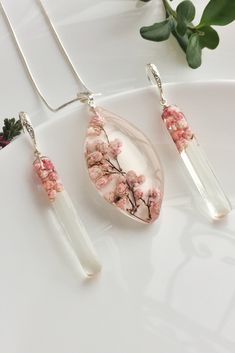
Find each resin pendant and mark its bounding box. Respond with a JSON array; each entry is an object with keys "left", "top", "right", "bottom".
[
  {"left": 162, "top": 105, "right": 232, "bottom": 220},
  {"left": 84, "top": 106, "right": 164, "bottom": 224}
]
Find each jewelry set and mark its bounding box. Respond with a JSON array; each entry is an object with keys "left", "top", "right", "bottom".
[{"left": 1, "top": 1, "right": 232, "bottom": 277}]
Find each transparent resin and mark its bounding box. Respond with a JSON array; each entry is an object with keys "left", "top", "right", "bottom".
[
  {"left": 162, "top": 105, "right": 232, "bottom": 220},
  {"left": 53, "top": 191, "right": 102, "bottom": 276},
  {"left": 181, "top": 137, "right": 232, "bottom": 220},
  {"left": 84, "top": 106, "right": 164, "bottom": 224},
  {"left": 33, "top": 156, "right": 101, "bottom": 277}
]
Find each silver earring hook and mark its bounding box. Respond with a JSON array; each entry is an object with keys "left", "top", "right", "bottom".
[
  {"left": 19, "top": 112, "right": 41, "bottom": 156},
  {"left": 0, "top": 0, "right": 98, "bottom": 112},
  {"left": 146, "top": 63, "right": 168, "bottom": 107}
]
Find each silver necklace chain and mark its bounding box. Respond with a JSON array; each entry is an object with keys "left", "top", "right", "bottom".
[{"left": 0, "top": 0, "right": 95, "bottom": 111}]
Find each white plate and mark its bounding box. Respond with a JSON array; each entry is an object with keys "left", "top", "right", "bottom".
[{"left": 0, "top": 82, "right": 235, "bottom": 353}]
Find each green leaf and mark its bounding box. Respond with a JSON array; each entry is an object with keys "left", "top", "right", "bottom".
[
  {"left": 140, "top": 18, "right": 173, "bottom": 42},
  {"left": 199, "top": 0, "right": 235, "bottom": 26},
  {"left": 172, "top": 29, "right": 189, "bottom": 52},
  {"left": 186, "top": 33, "right": 202, "bottom": 68},
  {"left": 177, "top": 1, "right": 196, "bottom": 22},
  {"left": 176, "top": 1, "right": 196, "bottom": 35},
  {"left": 199, "top": 26, "right": 219, "bottom": 49}
]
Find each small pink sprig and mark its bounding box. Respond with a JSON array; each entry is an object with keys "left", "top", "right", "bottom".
[
  {"left": 162, "top": 105, "right": 193, "bottom": 152},
  {"left": 85, "top": 111, "right": 162, "bottom": 223},
  {"left": 33, "top": 157, "right": 64, "bottom": 201}
]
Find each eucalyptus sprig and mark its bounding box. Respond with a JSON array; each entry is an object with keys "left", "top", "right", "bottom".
[{"left": 140, "top": 0, "right": 235, "bottom": 68}]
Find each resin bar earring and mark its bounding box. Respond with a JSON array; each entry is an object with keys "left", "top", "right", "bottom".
[
  {"left": 146, "top": 63, "right": 232, "bottom": 220},
  {"left": 19, "top": 112, "right": 101, "bottom": 277}
]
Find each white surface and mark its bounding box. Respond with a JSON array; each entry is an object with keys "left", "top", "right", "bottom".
[
  {"left": 0, "top": 82, "right": 235, "bottom": 353},
  {"left": 0, "top": 0, "right": 235, "bottom": 125}
]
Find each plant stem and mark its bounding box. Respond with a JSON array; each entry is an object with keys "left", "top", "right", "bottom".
[{"left": 162, "top": 0, "right": 176, "bottom": 18}]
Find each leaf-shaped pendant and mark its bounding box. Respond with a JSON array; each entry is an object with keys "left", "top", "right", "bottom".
[{"left": 84, "top": 106, "right": 164, "bottom": 224}]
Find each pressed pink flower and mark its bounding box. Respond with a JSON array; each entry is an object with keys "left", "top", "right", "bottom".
[
  {"left": 162, "top": 105, "right": 193, "bottom": 152},
  {"left": 171, "top": 130, "right": 184, "bottom": 141},
  {"left": 42, "top": 158, "right": 54, "bottom": 170},
  {"left": 134, "top": 188, "right": 143, "bottom": 200},
  {"left": 101, "top": 160, "right": 113, "bottom": 173},
  {"left": 89, "top": 114, "right": 104, "bottom": 127},
  {"left": 148, "top": 187, "right": 160, "bottom": 200},
  {"left": 43, "top": 180, "right": 55, "bottom": 191},
  {"left": 150, "top": 201, "right": 161, "bottom": 219},
  {"left": 115, "top": 196, "right": 128, "bottom": 210},
  {"left": 117, "top": 175, "right": 126, "bottom": 183},
  {"left": 115, "top": 182, "right": 128, "bottom": 196},
  {"left": 176, "top": 138, "right": 186, "bottom": 152},
  {"left": 55, "top": 183, "right": 64, "bottom": 192},
  {"left": 126, "top": 170, "right": 138, "bottom": 185},
  {"left": 104, "top": 191, "right": 115, "bottom": 203},
  {"left": 95, "top": 141, "right": 109, "bottom": 155},
  {"left": 87, "top": 151, "right": 103, "bottom": 166},
  {"left": 87, "top": 126, "right": 101, "bottom": 137},
  {"left": 48, "top": 172, "right": 58, "bottom": 181},
  {"left": 137, "top": 175, "right": 145, "bottom": 185},
  {"left": 85, "top": 141, "right": 96, "bottom": 154},
  {"left": 88, "top": 165, "right": 103, "bottom": 181},
  {"left": 33, "top": 160, "right": 42, "bottom": 171},
  {"left": 182, "top": 128, "right": 193, "bottom": 140},
  {"left": 48, "top": 189, "right": 57, "bottom": 200},
  {"left": 38, "top": 169, "right": 49, "bottom": 179},
  {"left": 177, "top": 118, "right": 188, "bottom": 129},
  {"left": 108, "top": 139, "right": 122, "bottom": 157},
  {"left": 95, "top": 176, "right": 110, "bottom": 189}
]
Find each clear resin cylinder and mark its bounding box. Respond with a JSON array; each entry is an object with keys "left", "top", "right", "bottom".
[
  {"left": 162, "top": 105, "right": 232, "bottom": 220},
  {"left": 33, "top": 156, "right": 101, "bottom": 276}
]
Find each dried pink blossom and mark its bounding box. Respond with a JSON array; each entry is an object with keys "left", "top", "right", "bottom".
[
  {"left": 104, "top": 191, "right": 115, "bottom": 203},
  {"left": 33, "top": 156, "right": 64, "bottom": 201},
  {"left": 55, "top": 183, "right": 64, "bottom": 192},
  {"left": 38, "top": 169, "right": 49, "bottom": 179},
  {"left": 116, "top": 196, "right": 128, "bottom": 210},
  {"left": 134, "top": 188, "right": 143, "bottom": 200},
  {"left": 88, "top": 165, "right": 103, "bottom": 181},
  {"left": 48, "top": 172, "right": 58, "bottom": 181},
  {"left": 162, "top": 105, "right": 193, "bottom": 152},
  {"left": 42, "top": 158, "right": 54, "bottom": 170},
  {"left": 137, "top": 175, "right": 145, "bottom": 185},
  {"left": 87, "top": 151, "right": 103, "bottom": 166},
  {"left": 43, "top": 180, "right": 55, "bottom": 191},
  {"left": 95, "top": 141, "right": 109, "bottom": 155},
  {"left": 87, "top": 126, "right": 101, "bottom": 137},
  {"left": 89, "top": 114, "right": 104, "bottom": 127},
  {"left": 115, "top": 182, "right": 128, "bottom": 196},
  {"left": 33, "top": 160, "right": 42, "bottom": 171},
  {"left": 148, "top": 187, "right": 160, "bottom": 200},
  {"left": 126, "top": 170, "right": 138, "bottom": 186},
  {"left": 95, "top": 176, "right": 110, "bottom": 189},
  {"left": 150, "top": 201, "right": 161, "bottom": 219},
  {"left": 108, "top": 138, "right": 122, "bottom": 157},
  {"left": 48, "top": 189, "right": 57, "bottom": 201}
]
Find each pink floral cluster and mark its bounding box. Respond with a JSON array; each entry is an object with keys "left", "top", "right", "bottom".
[
  {"left": 85, "top": 111, "right": 162, "bottom": 223},
  {"left": 33, "top": 157, "right": 64, "bottom": 201},
  {"left": 162, "top": 105, "right": 193, "bottom": 152}
]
